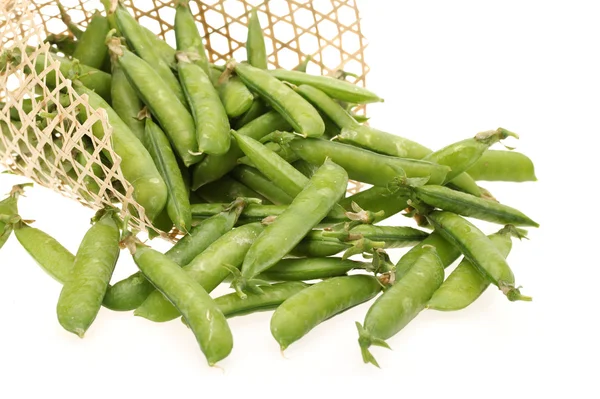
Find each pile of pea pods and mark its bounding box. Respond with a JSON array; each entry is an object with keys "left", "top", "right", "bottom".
[{"left": 0, "top": 1, "right": 539, "bottom": 368}]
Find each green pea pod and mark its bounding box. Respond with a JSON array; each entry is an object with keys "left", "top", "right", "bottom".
[
  {"left": 175, "top": 0, "right": 210, "bottom": 75},
  {"left": 246, "top": 8, "right": 268, "bottom": 69},
  {"left": 191, "top": 110, "right": 291, "bottom": 189},
  {"left": 294, "top": 85, "right": 360, "bottom": 132},
  {"left": 143, "top": 119, "right": 192, "bottom": 233},
  {"left": 289, "top": 234, "right": 349, "bottom": 258},
  {"left": 132, "top": 244, "right": 232, "bottom": 366},
  {"left": 209, "top": 67, "right": 255, "bottom": 118},
  {"left": 178, "top": 54, "right": 231, "bottom": 155},
  {"left": 56, "top": 211, "right": 120, "bottom": 337},
  {"left": 238, "top": 141, "right": 300, "bottom": 167},
  {"left": 75, "top": 84, "right": 168, "bottom": 221},
  {"left": 71, "top": 11, "right": 109, "bottom": 69},
  {"left": 103, "top": 199, "right": 247, "bottom": 311},
  {"left": 216, "top": 282, "right": 308, "bottom": 318},
  {"left": 196, "top": 175, "right": 268, "bottom": 204},
  {"left": 232, "top": 131, "right": 308, "bottom": 197},
  {"left": 357, "top": 245, "right": 444, "bottom": 367},
  {"left": 44, "top": 34, "right": 78, "bottom": 57},
  {"left": 57, "top": 2, "right": 84, "bottom": 39},
  {"left": 108, "top": 41, "right": 202, "bottom": 166},
  {"left": 293, "top": 55, "right": 311, "bottom": 72},
  {"left": 114, "top": 4, "right": 186, "bottom": 105},
  {"left": 235, "top": 99, "right": 269, "bottom": 129},
  {"left": 394, "top": 231, "right": 460, "bottom": 279},
  {"left": 238, "top": 159, "right": 348, "bottom": 285},
  {"left": 75, "top": 148, "right": 104, "bottom": 201},
  {"left": 269, "top": 69, "right": 383, "bottom": 104},
  {"left": 110, "top": 61, "right": 144, "bottom": 141},
  {"left": 413, "top": 185, "right": 539, "bottom": 227},
  {"left": 466, "top": 150, "right": 538, "bottom": 182},
  {"left": 190, "top": 203, "right": 347, "bottom": 226},
  {"left": 140, "top": 27, "right": 176, "bottom": 69},
  {"left": 292, "top": 159, "right": 319, "bottom": 179},
  {"left": 428, "top": 227, "right": 517, "bottom": 311},
  {"left": 424, "top": 128, "right": 519, "bottom": 183},
  {"left": 33, "top": 53, "right": 112, "bottom": 103},
  {"left": 289, "top": 138, "right": 450, "bottom": 186},
  {"left": 339, "top": 186, "right": 409, "bottom": 223},
  {"left": 271, "top": 275, "right": 382, "bottom": 350},
  {"left": 234, "top": 62, "right": 325, "bottom": 137},
  {"left": 427, "top": 211, "right": 531, "bottom": 302},
  {"left": 135, "top": 222, "right": 264, "bottom": 322},
  {"left": 258, "top": 257, "right": 367, "bottom": 281},
  {"left": 230, "top": 166, "right": 293, "bottom": 205},
  {"left": 13, "top": 221, "right": 75, "bottom": 283}
]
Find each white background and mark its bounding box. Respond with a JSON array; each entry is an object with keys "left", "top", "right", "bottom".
[{"left": 1, "top": 0, "right": 599, "bottom": 398}]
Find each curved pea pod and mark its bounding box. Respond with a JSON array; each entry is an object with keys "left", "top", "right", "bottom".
[
  {"left": 143, "top": 119, "right": 191, "bottom": 233},
  {"left": 209, "top": 67, "right": 254, "bottom": 118},
  {"left": 427, "top": 211, "right": 531, "bottom": 302},
  {"left": 75, "top": 84, "right": 168, "bottom": 221},
  {"left": 230, "top": 166, "right": 293, "bottom": 205},
  {"left": 238, "top": 159, "right": 348, "bottom": 289},
  {"left": 290, "top": 233, "right": 348, "bottom": 257},
  {"left": 13, "top": 222, "right": 74, "bottom": 283},
  {"left": 33, "top": 53, "right": 112, "bottom": 103},
  {"left": 289, "top": 138, "right": 450, "bottom": 186},
  {"left": 271, "top": 275, "right": 382, "bottom": 350},
  {"left": 132, "top": 244, "right": 232, "bottom": 366},
  {"left": 238, "top": 141, "right": 299, "bottom": 167},
  {"left": 424, "top": 128, "right": 519, "bottom": 183},
  {"left": 232, "top": 131, "right": 308, "bottom": 197},
  {"left": 269, "top": 69, "right": 382, "bottom": 104},
  {"left": 141, "top": 27, "right": 177, "bottom": 69},
  {"left": 135, "top": 222, "right": 264, "bottom": 322},
  {"left": 413, "top": 185, "right": 539, "bottom": 227},
  {"left": 246, "top": 8, "right": 268, "bottom": 69},
  {"left": 196, "top": 175, "right": 268, "bottom": 204},
  {"left": 466, "top": 150, "right": 537, "bottom": 182},
  {"left": 216, "top": 282, "right": 308, "bottom": 318},
  {"left": 294, "top": 84, "right": 357, "bottom": 130},
  {"left": 178, "top": 54, "right": 230, "bottom": 156},
  {"left": 114, "top": 4, "right": 186, "bottom": 105},
  {"left": 428, "top": 226, "right": 518, "bottom": 311},
  {"left": 56, "top": 2, "right": 84, "bottom": 38},
  {"left": 258, "top": 258, "right": 367, "bottom": 282},
  {"left": 339, "top": 186, "right": 410, "bottom": 223},
  {"left": 108, "top": 41, "right": 202, "bottom": 166},
  {"left": 234, "top": 62, "right": 325, "bottom": 137},
  {"left": 326, "top": 225, "right": 429, "bottom": 248},
  {"left": 357, "top": 245, "right": 444, "bottom": 367},
  {"left": 103, "top": 199, "right": 247, "bottom": 311},
  {"left": 175, "top": 0, "right": 210, "bottom": 75},
  {"left": 110, "top": 61, "right": 144, "bottom": 141},
  {"left": 191, "top": 110, "right": 291, "bottom": 189},
  {"left": 56, "top": 211, "right": 120, "bottom": 337},
  {"left": 71, "top": 11, "right": 109, "bottom": 69},
  {"left": 394, "top": 231, "right": 461, "bottom": 279}
]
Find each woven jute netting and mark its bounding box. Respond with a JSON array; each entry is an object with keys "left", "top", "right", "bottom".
[{"left": 0, "top": 0, "right": 369, "bottom": 237}]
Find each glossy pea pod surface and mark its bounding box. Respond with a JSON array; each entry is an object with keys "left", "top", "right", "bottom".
[
  {"left": 143, "top": 119, "right": 191, "bottom": 232},
  {"left": 209, "top": 67, "right": 255, "bottom": 118},
  {"left": 175, "top": 0, "right": 210, "bottom": 75},
  {"left": 230, "top": 165, "right": 293, "bottom": 205},
  {"left": 271, "top": 275, "right": 382, "bottom": 350},
  {"left": 258, "top": 257, "right": 368, "bottom": 281},
  {"left": 289, "top": 138, "right": 450, "bottom": 186},
  {"left": 178, "top": 54, "right": 230, "bottom": 155},
  {"left": 114, "top": 4, "right": 186, "bottom": 104},
  {"left": 357, "top": 245, "right": 444, "bottom": 367},
  {"left": 192, "top": 111, "right": 292, "bottom": 189},
  {"left": 56, "top": 212, "right": 120, "bottom": 337},
  {"left": 466, "top": 150, "right": 537, "bottom": 182},
  {"left": 394, "top": 231, "right": 461, "bottom": 279},
  {"left": 135, "top": 222, "right": 264, "bottom": 322},
  {"left": 196, "top": 176, "right": 267, "bottom": 204},
  {"left": 240, "top": 159, "right": 348, "bottom": 281},
  {"left": 110, "top": 61, "right": 145, "bottom": 141},
  {"left": 428, "top": 228, "right": 514, "bottom": 311},
  {"left": 132, "top": 245, "right": 232, "bottom": 366},
  {"left": 71, "top": 11, "right": 109, "bottom": 69},
  {"left": 413, "top": 185, "right": 539, "bottom": 227},
  {"left": 427, "top": 211, "right": 531, "bottom": 302},
  {"left": 246, "top": 8, "right": 268, "bottom": 69},
  {"left": 108, "top": 41, "right": 202, "bottom": 167},
  {"left": 75, "top": 84, "right": 168, "bottom": 221},
  {"left": 234, "top": 62, "right": 325, "bottom": 137},
  {"left": 103, "top": 200, "right": 246, "bottom": 311}
]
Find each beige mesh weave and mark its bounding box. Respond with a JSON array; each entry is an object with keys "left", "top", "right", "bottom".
[{"left": 0, "top": 0, "right": 368, "bottom": 236}]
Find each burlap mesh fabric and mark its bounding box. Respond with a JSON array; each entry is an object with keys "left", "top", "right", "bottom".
[{"left": 0, "top": 0, "right": 368, "bottom": 237}]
